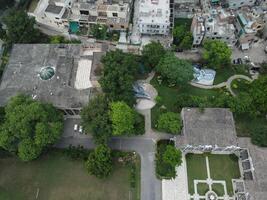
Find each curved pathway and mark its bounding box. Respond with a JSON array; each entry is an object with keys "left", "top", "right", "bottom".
[{"left": 190, "top": 74, "right": 253, "bottom": 96}]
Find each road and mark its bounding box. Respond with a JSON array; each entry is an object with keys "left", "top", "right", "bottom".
[{"left": 56, "top": 117, "right": 170, "bottom": 200}]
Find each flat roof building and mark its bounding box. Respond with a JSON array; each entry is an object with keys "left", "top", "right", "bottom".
[
  {"left": 0, "top": 43, "right": 106, "bottom": 116},
  {"left": 138, "top": 0, "right": 170, "bottom": 35}
]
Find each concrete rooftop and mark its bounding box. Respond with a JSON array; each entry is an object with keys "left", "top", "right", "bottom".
[{"left": 0, "top": 44, "right": 106, "bottom": 109}]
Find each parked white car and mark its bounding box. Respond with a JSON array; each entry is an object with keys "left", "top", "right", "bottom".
[
  {"left": 74, "top": 124, "right": 78, "bottom": 131},
  {"left": 79, "top": 126, "right": 83, "bottom": 133}
]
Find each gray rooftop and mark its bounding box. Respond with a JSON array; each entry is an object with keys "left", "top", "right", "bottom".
[
  {"left": 45, "top": 4, "right": 63, "bottom": 14},
  {"left": 180, "top": 108, "right": 237, "bottom": 146},
  {"left": 0, "top": 44, "right": 105, "bottom": 109}
]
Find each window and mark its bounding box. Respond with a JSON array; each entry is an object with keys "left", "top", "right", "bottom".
[
  {"left": 112, "top": 13, "right": 118, "bottom": 17},
  {"left": 110, "top": 24, "right": 114, "bottom": 28},
  {"left": 80, "top": 10, "right": 89, "bottom": 15},
  {"left": 121, "top": 25, "right": 125, "bottom": 29}
]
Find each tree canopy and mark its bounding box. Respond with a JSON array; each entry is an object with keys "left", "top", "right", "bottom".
[
  {"left": 99, "top": 50, "right": 138, "bottom": 105},
  {"left": 0, "top": 95, "right": 63, "bottom": 161},
  {"left": 85, "top": 144, "right": 113, "bottom": 178},
  {"left": 141, "top": 41, "right": 166, "bottom": 69},
  {"left": 203, "top": 39, "right": 232, "bottom": 69},
  {"left": 90, "top": 24, "right": 108, "bottom": 40},
  {"left": 109, "top": 101, "right": 135, "bottom": 136},
  {"left": 172, "top": 25, "right": 193, "bottom": 50},
  {"left": 163, "top": 145, "right": 182, "bottom": 167},
  {"left": 157, "top": 112, "right": 182, "bottom": 134},
  {"left": 156, "top": 52, "right": 193, "bottom": 85},
  {"left": 2, "top": 10, "right": 48, "bottom": 44},
  {"left": 0, "top": 0, "right": 14, "bottom": 9},
  {"left": 81, "top": 95, "right": 112, "bottom": 145},
  {"left": 251, "top": 125, "right": 267, "bottom": 147}
]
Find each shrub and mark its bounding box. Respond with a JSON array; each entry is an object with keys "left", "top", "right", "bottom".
[{"left": 157, "top": 112, "right": 182, "bottom": 134}]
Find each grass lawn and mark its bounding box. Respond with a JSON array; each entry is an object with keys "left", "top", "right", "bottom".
[
  {"left": 186, "top": 154, "right": 207, "bottom": 194},
  {"left": 234, "top": 114, "right": 267, "bottom": 137},
  {"left": 0, "top": 151, "right": 140, "bottom": 200},
  {"left": 151, "top": 77, "right": 221, "bottom": 128},
  {"left": 212, "top": 183, "right": 225, "bottom": 196},
  {"left": 186, "top": 154, "right": 240, "bottom": 196},
  {"left": 197, "top": 183, "right": 209, "bottom": 196},
  {"left": 208, "top": 154, "right": 240, "bottom": 196},
  {"left": 231, "top": 79, "right": 251, "bottom": 96},
  {"left": 213, "top": 65, "right": 250, "bottom": 85}
]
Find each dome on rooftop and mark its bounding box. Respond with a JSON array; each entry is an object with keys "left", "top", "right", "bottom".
[{"left": 39, "top": 66, "right": 55, "bottom": 80}]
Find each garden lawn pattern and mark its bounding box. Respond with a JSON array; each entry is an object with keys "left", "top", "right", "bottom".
[{"left": 186, "top": 153, "right": 241, "bottom": 197}]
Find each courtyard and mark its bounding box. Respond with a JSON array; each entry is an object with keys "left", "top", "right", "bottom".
[
  {"left": 0, "top": 151, "right": 140, "bottom": 200},
  {"left": 186, "top": 153, "right": 241, "bottom": 199}
]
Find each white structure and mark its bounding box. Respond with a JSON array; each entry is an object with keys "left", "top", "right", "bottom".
[
  {"left": 204, "top": 10, "right": 237, "bottom": 47},
  {"left": 138, "top": 0, "right": 170, "bottom": 35},
  {"left": 191, "top": 14, "right": 205, "bottom": 47},
  {"left": 29, "top": 0, "right": 133, "bottom": 34},
  {"left": 227, "top": 0, "right": 256, "bottom": 9}
]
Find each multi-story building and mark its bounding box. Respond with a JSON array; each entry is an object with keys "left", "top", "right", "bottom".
[
  {"left": 29, "top": 0, "right": 133, "bottom": 33},
  {"left": 173, "top": 0, "right": 201, "bottom": 18},
  {"left": 227, "top": 0, "right": 256, "bottom": 9},
  {"left": 204, "top": 9, "right": 237, "bottom": 47},
  {"left": 191, "top": 14, "right": 205, "bottom": 47},
  {"left": 234, "top": 7, "right": 265, "bottom": 49},
  {"left": 138, "top": 0, "right": 170, "bottom": 35}
]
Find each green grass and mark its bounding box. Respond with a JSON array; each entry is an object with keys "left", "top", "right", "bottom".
[
  {"left": 234, "top": 114, "right": 267, "bottom": 137},
  {"left": 212, "top": 183, "right": 225, "bottom": 196},
  {"left": 231, "top": 79, "right": 251, "bottom": 96},
  {"left": 151, "top": 77, "right": 221, "bottom": 128},
  {"left": 0, "top": 151, "right": 140, "bottom": 200},
  {"left": 197, "top": 183, "right": 209, "bottom": 196},
  {"left": 186, "top": 154, "right": 207, "bottom": 194},
  {"left": 186, "top": 154, "right": 240, "bottom": 196},
  {"left": 208, "top": 154, "right": 240, "bottom": 196},
  {"left": 174, "top": 18, "right": 192, "bottom": 30},
  {"left": 213, "top": 65, "right": 250, "bottom": 85}
]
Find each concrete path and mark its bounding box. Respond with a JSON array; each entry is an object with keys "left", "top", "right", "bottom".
[{"left": 190, "top": 74, "right": 253, "bottom": 96}]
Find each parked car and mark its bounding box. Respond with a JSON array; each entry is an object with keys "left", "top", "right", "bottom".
[
  {"left": 74, "top": 124, "right": 78, "bottom": 131},
  {"left": 79, "top": 126, "right": 83, "bottom": 133}
]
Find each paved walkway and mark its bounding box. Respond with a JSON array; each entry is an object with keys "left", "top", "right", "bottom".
[
  {"left": 190, "top": 74, "right": 253, "bottom": 96},
  {"left": 162, "top": 155, "right": 188, "bottom": 200}
]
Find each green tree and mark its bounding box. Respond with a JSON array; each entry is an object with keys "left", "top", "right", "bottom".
[
  {"left": 81, "top": 95, "right": 112, "bottom": 145},
  {"left": 90, "top": 24, "right": 108, "bottom": 40},
  {"left": 109, "top": 101, "right": 135, "bottom": 135},
  {"left": 251, "top": 125, "right": 267, "bottom": 147},
  {"left": 0, "top": 0, "right": 14, "bottom": 8},
  {"left": 247, "top": 76, "right": 267, "bottom": 116},
  {"left": 2, "top": 10, "right": 46, "bottom": 44},
  {"left": 156, "top": 52, "right": 193, "bottom": 85},
  {"left": 179, "top": 32, "right": 193, "bottom": 50},
  {"left": 99, "top": 50, "right": 138, "bottom": 105},
  {"left": 157, "top": 112, "right": 182, "bottom": 134},
  {"left": 85, "top": 144, "right": 113, "bottom": 178},
  {"left": 172, "top": 25, "right": 186, "bottom": 45},
  {"left": 163, "top": 145, "right": 182, "bottom": 167},
  {"left": 0, "top": 94, "right": 63, "bottom": 161},
  {"left": 203, "top": 39, "right": 232, "bottom": 69},
  {"left": 142, "top": 41, "right": 166, "bottom": 69}
]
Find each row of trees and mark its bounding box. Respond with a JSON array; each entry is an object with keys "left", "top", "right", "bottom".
[
  {"left": 81, "top": 50, "right": 145, "bottom": 178},
  {"left": 0, "top": 95, "right": 64, "bottom": 161}
]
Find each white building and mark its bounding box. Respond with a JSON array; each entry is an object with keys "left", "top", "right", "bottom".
[
  {"left": 138, "top": 0, "right": 170, "bottom": 35},
  {"left": 227, "top": 0, "right": 256, "bottom": 9},
  {"left": 191, "top": 14, "right": 205, "bottom": 47},
  {"left": 29, "top": 0, "right": 133, "bottom": 34},
  {"left": 204, "top": 9, "right": 237, "bottom": 47}
]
